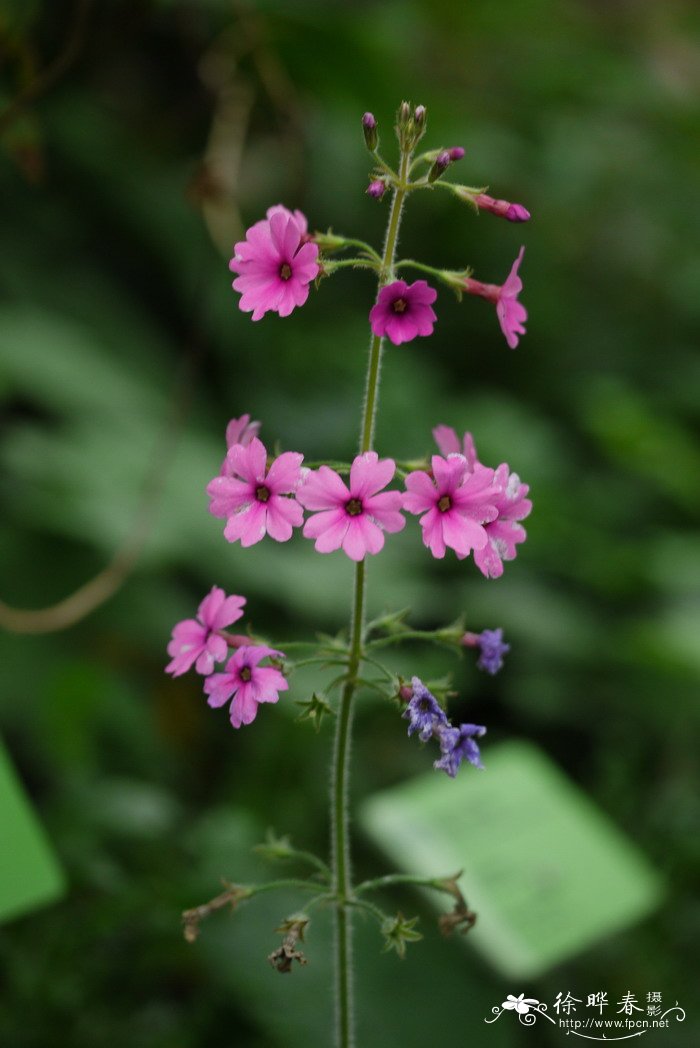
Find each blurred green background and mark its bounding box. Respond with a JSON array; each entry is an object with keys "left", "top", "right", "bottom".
[{"left": 1, "top": 0, "right": 699, "bottom": 1044}]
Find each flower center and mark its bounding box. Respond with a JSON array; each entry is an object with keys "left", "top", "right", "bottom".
[
  {"left": 437, "top": 495, "right": 452, "bottom": 512},
  {"left": 279, "top": 263, "right": 292, "bottom": 280},
  {"left": 256, "top": 485, "right": 271, "bottom": 503},
  {"left": 346, "top": 498, "right": 363, "bottom": 516},
  {"left": 392, "top": 297, "right": 407, "bottom": 313},
  {"left": 240, "top": 666, "right": 252, "bottom": 682}
]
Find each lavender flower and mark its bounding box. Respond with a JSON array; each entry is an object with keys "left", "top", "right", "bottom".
[
  {"left": 402, "top": 677, "right": 448, "bottom": 741},
  {"left": 434, "top": 723, "right": 487, "bottom": 777}
]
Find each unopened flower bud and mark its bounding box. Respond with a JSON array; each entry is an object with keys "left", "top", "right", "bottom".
[
  {"left": 362, "top": 112, "right": 378, "bottom": 152},
  {"left": 505, "top": 202, "right": 531, "bottom": 222},
  {"left": 366, "top": 179, "right": 386, "bottom": 200},
  {"left": 448, "top": 146, "right": 465, "bottom": 161},
  {"left": 428, "top": 150, "right": 452, "bottom": 183},
  {"left": 398, "top": 101, "right": 411, "bottom": 126},
  {"left": 398, "top": 684, "right": 413, "bottom": 703},
  {"left": 474, "top": 193, "right": 531, "bottom": 222},
  {"left": 414, "top": 104, "right": 426, "bottom": 128}
]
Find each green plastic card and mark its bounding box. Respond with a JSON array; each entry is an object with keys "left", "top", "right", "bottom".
[
  {"left": 360, "top": 741, "right": 663, "bottom": 978},
  {"left": 0, "top": 738, "right": 66, "bottom": 923}
]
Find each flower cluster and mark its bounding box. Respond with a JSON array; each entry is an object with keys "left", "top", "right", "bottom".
[
  {"left": 165, "top": 586, "right": 287, "bottom": 729},
  {"left": 402, "top": 677, "right": 486, "bottom": 777},
  {"left": 204, "top": 417, "right": 530, "bottom": 575}
]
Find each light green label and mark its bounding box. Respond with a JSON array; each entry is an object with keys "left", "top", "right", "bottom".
[
  {"left": 0, "top": 739, "right": 65, "bottom": 924},
  {"left": 360, "top": 740, "right": 663, "bottom": 978}
]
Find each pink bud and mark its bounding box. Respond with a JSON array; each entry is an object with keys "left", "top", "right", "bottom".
[
  {"left": 475, "top": 193, "right": 531, "bottom": 222},
  {"left": 398, "top": 684, "right": 413, "bottom": 703},
  {"left": 505, "top": 203, "right": 531, "bottom": 222},
  {"left": 366, "top": 179, "right": 386, "bottom": 199},
  {"left": 448, "top": 147, "right": 465, "bottom": 161}
]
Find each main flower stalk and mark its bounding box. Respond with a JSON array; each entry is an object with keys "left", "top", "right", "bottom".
[{"left": 330, "top": 145, "right": 411, "bottom": 1048}]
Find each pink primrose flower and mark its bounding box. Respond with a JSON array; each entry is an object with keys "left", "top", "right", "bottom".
[
  {"left": 298, "top": 451, "right": 405, "bottom": 561},
  {"left": 474, "top": 463, "right": 532, "bottom": 578},
  {"left": 403, "top": 455, "right": 499, "bottom": 559},
  {"left": 432, "top": 426, "right": 532, "bottom": 577},
  {"left": 220, "top": 414, "right": 261, "bottom": 476},
  {"left": 203, "top": 644, "right": 288, "bottom": 728},
  {"left": 206, "top": 437, "right": 304, "bottom": 546},
  {"left": 229, "top": 205, "right": 319, "bottom": 321},
  {"left": 464, "top": 247, "right": 527, "bottom": 349},
  {"left": 369, "top": 279, "right": 437, "bottom": 345},
  {"left": 165, "top": 586, "right": 246, "bottom": 677}
]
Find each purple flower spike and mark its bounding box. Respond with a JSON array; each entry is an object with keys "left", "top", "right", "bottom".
[
  {"left": 434, "top": 723, "right": 487, "bottom": 777},
  {"left": 369, "top": 279, "right": 437, "bottom": 345},
  {"left": 402, "top": 677, "right": 449, "bottom": 741}
]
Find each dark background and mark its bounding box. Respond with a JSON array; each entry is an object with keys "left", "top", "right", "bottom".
[{"left": 1, "top": 1, "right": 699, "bottom": 1044}]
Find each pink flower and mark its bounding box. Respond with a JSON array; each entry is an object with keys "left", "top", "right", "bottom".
[
  {"left": 369, "top": 279, "right": 437, "bottom": 345},
  {"left": 165, "top": 586, "right": 246, "bottom": 677},
  {"left": 229, "top": 205, "right": 319, "bottom": 321},
  {"left": 432, "top": 425, "right": 532, "bottom": 577},
  {"left": 475, "top": 463, "right": 532, "bottom": 578},
  {"left": 464, "top": 247, "right": 527, "bottom": 349},
  {"left": 220, "top": 414, "right": 261, "bottom": 476},
  {"left": 403, "top": 455, "right": 499, "bottom": 559},
  {"left": 206, "top": 437, "right": 304, "bottom": 546},
  {"left": 298, "top": 452, "right": 405, "bottom": 561},
  {"left": 203, "top": 645, "right": 288, "bottom": 728}
]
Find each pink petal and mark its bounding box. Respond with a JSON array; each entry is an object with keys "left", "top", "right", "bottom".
[
  {"left": 303, "top": 507, "right": 348, "bottom": 540},
  {"left": 229, "top": 685, "right": 259, "bottom": 728},
  {"left": 298, "top": 466, "right": 349, "bottom": 510},
  {"left": 364, "top": 491, "right": 405, "bottom": 532},
  {"left": 204, "top": 673, "right": 235, "bottom": 708},
  {"left": 309, "top": 511, "right": 350, "bottom": 553},
  {"left": 420, "top": 508, "right": 446, "bottom": 558},
  {"left": 265, "top": 495, "right": 302, "bottom": 541},
  {"left": 385, "top": 315, "right": 417, "bottom": 345},
  {"left": 349, "top": 451, "right": 395, "bottom": 499},
  {"left": 265, "top": 451, "right": 304, "bottom": 494},
  {"left": 224, "top": 502, "right": 268, "bottom": 546},
  {"left": 227, "top": 438, "right": 268, "bottom": 485},
  {"left": 342, "top": 516, "right": 384, "bottom": 560},
  {"left": 432, "top": 425, "right": 461, "bottom": 456}
]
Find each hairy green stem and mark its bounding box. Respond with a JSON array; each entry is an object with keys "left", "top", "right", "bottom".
[{"left": 330, "top": 146, "right": 411, "bottom": 1048}]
